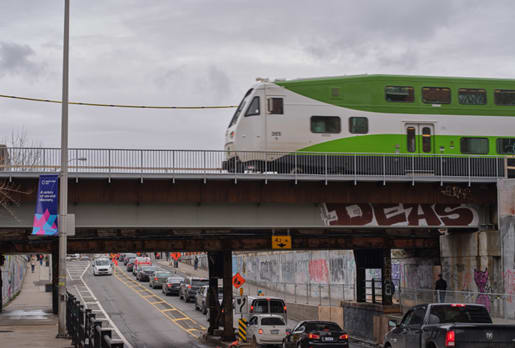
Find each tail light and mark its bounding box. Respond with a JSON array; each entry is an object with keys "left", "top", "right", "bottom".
[
  {"left": 308, "top": 333, "right": 320, "bottom": 339},
  {"left": 154, "top": 277, "right": 158, "bottom": 281},
  {"left": 250, "top": 305, "right": 254, "bottom": 313},
  {"left": 445, "top": 330, "right": 455, "bottom": 347},
  {"left": 167, "top": 284, "right": 172, "bottom": 287},
  {"left": 258, "top": 329, "right": 263, "bottom": 335},
  {"left": 188, "top": 285, "right": 192, "bottom": 289},
  {"left": 283, "top": 305, "right": 287, "bottom": 311},
  {"left": 339, "top": 334, "right": 349, "bottom": 340},
  {"left": 451, "top": 304, "right": 465, "bottom": 307}
]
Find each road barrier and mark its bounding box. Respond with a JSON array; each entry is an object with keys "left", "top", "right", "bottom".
[
  {"left": 237, "top": 318, "right": 247, "bottom": 342},
  {"left": 66, "top": 292, "right": 124, "bottom": 348}
]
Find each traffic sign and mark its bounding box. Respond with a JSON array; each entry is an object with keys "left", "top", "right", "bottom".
[
  {"left": 171, "top": 252, "right": 181, "bottom": 261},
  {"left": 272, "top": 235, "right": 291, "bottom": 249},
  {"left": 232, "top": 272, "right": 246, "bottom": 289}
]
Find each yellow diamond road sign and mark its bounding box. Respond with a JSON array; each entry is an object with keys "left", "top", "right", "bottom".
[{"left": 272, "top": 236, "right": 292, "bottom": 249}]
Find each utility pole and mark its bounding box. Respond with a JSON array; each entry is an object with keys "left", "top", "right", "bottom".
[{"left": 57, "top": 0, "right": 70, "bottom": 338}]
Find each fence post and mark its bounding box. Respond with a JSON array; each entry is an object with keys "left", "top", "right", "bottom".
[
  {"left": 328, "top": 282, "right": 331, "bottom": 306},
  {"left": 319, "top": 284, "right": 322, "bottom": 305},
  {"left": 371, "top": 280, "right": 376, "bottom": 304},
  {"left": 306, "top": 284, "right": 309, "bottom": 304},
  {"left": 294, "top": 283, "right": 297, "bottom": 304}
]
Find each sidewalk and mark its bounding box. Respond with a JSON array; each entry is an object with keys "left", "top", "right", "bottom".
[
  {"left": 0, "top": 262, "right": 72, "bottom": 348},
  {"left": 157, "top": 258, "right": 209, "bottom": 278}
]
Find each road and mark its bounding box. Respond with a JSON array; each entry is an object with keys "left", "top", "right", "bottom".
[{"left": 71, "top": 258, "right": 366, "bottom": 348}]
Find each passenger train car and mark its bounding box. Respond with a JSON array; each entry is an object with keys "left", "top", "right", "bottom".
[{"left": 223, "top": 74, "right": 515, "bottom": 174}]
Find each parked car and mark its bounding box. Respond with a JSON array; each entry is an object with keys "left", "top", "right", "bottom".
[
  {"left": 162, "top": 276, "right": 184, "bottom": 296},
  {"left": 80, "top": 255, "right": 90, "bottom": 261},
  {"left": 179, "top": 277, "right": 209, "bottom": 303},
  {"left": 136, "top": 265, "right": 159, "bottom": 282},
  {"left": 247, "top": 314, "right": 288, "bottom": 348},
  {"left": 196, "top": 285, "right": 224, "bottom": 314},
  {"left": 126, "top": 257, "right": 136, "bottom": 272},
  {"left": 282, "top": 320, "right": 349, "bottom": 348},
  {"left": 91, "top": 258, "right": 113, "bottom": 276},
  {"left": 384, "top": 303, "right": 515, "bottom": 348},
  {"left": 149, "top": 271, "right": 172, "bottom": 289},
  {"left": 132, "top": 256, "right": 152, "bottom": 276}
]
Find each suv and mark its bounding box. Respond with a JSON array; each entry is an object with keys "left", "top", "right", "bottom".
[
  {"left": 195, "top": 285, "right": 223, "bottom": 314},
  {"left": 149, "top": 271, "right": 172, "bottom": 289},
  {"left": 92, "top": 258, "right": 113, "bottom": 276},
  {"left": 236, "top": 296, "right": 288, "bottom": 323},
  {"left": 132, "top": 257, "right": 152, "bottom": 276},
  {"left": 179, "top": 277, "right": 209, "bottom": 303},
  {"left": 126, "top": 257, "right": 136, "bottom": 272}
]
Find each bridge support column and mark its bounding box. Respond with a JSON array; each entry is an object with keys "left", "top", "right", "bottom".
[
  {"left": 207, "top": 251, "right": 223, "bottom": 335},
  {"left": 52, "top": 244, "right": 59, "bottom": 314},
  {"left": 0, "top": 256, "right": 3, "bottom": 313},
  {"left": 382, "top": 248, "right": 393, "bottom": 305},
  {"left": 222, "top": 250, "right": 235, "bottom": 342}
]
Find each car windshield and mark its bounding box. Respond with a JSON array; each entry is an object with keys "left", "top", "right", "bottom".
[
  {"left": 192, "top": 279, "right": 209, "bottom": 286},
  {"left": 167, "top": 277, "right": 184, "bottom": 283},
  {"left": 142, "top": 266, "right": 157, "bottom": 272},
  {"left": 252, "top": 300, "right": 268, "bottom": 313},
  {"left": 429, "top": 305, "right": 492, "bottom": 324},
  {"left": 228, "top": 88, "right": 253, "bottom": 127},
  {"left": 155, "top": 272, "right": 170, "bottom": 277},
  {"left": 95, "top": 259, "right": 110, "bottom": 266},
  {"left": 128, "top": 257, "right": 135, "bottom": 263},
  {"left": 305, "top": 322, "right": 342, "bottom": 332},
  {"left": 261, "top": 317, "right": 285, "bottom": 326}
]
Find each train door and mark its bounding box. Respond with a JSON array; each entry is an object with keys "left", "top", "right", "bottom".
[{"left": 405, "top": 123, "right": 435, "bottom": 154}]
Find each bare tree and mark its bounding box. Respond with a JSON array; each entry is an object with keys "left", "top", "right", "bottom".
[{"left": 0, "top": 128, "right": 37, "bottom": 220}]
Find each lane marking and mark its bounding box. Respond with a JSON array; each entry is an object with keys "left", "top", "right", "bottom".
[
  {"left": 113, "top": 267, "right": 205, "bottom": 338},
  {"left": 75, "top": 262, "right": 134, "bottom": 348}
]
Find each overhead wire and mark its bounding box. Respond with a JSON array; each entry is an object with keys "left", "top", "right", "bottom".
[{"left": 0, "top": 93, "right": 237, "bottom": 110}]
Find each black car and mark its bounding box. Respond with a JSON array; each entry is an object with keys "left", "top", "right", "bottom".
[
  {"left": 283, "top": 321, "right": 349, "bottom": 348},
  {"left": 162, "top": 276, "right": 185, "bottom": 296},
  {"left": 179, "top": 277, "right": 209, "bottom": 303},
  {"left": 122, "top": 253, "right": 137, "bottom": 265},
  {"left": 126, "top": 257, "right": 136, "bottom": 272},
  {"left": 136, "top": 265, "right": 159, "bottom": 282}
]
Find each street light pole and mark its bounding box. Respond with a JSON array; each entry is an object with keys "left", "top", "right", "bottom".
[{"left": 57, "top": 0, "right": 70, "bottom": 337}]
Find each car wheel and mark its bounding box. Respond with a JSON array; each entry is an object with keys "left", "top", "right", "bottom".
[
  {"left": 202, "top": 305, "right": 207, "bottom": 315},
  {"left": 282, "top": 340, "right": 287, "bottom": 348}
]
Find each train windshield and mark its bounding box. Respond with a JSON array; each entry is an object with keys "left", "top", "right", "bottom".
[{"left": 228, "top": 89, "right": 253, "bottom": 127}]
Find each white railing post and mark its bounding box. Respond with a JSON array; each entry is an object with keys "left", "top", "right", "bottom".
[
  {"left": 353, "top": 153, "right": 357, "bottom": 185},
  {"left": 468, "top": 156, "right": 471, "bottom": 186},
  {"left": 325, "top": 153, "right": 328, "bottom": 185}
]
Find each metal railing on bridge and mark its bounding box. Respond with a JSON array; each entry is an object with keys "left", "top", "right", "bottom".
[{"left": 0, "top": 147, "right": 508, "bottom": 183}]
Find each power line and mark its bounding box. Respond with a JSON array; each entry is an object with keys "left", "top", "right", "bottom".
[{"left": 0, "top": 93, "right": 237, "bottom": 109}]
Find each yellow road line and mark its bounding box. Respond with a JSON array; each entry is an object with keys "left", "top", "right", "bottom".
[{"left": 161, "top": 308, "right": 178, "bottom": 313}]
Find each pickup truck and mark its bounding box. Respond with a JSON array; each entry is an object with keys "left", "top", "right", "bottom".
[{"left": 384, "top": 303, "right": 515, "bottom": 348}]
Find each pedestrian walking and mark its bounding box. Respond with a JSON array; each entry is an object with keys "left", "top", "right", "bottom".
[
  {"left": 30, "top": 255, "right": 36, "bottom": 273},
  {"left": 39, "top": 254, "right": 43, "bottom": 266},
  {"left": 194, "top": 256, "right": 199, "bottom": 271},
  {"left": 435, "top": 274, "right": 447, "bottom": 303}
]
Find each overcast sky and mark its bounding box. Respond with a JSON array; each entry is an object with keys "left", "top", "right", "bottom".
[{"left": 1, "top": 0, "right": 514, "bottom": 149}]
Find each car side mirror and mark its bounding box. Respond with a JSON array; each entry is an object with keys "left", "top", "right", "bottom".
[
  {"left": 285, "top": 328, "right": 292, "bottom": 336},
  {"left": 388, "top": 320, "right": 398, "bottom": 328}
]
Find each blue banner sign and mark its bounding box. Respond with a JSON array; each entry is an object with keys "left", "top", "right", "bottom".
[{"left": 32, "top": 174, "right": 59, "bottom": 236}]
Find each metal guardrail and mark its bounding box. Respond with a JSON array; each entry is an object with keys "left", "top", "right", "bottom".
[
  {"left": 66, "top": 292, "right": 124, "bottom": 348},
  {"left": 0, "top": 147, "right": 508, "bottom": 183}
]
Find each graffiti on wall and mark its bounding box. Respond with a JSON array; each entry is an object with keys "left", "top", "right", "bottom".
[
  {"left": 321, "top": 203, "right": 479, "bottom": 227},
  {"left": 308, "top": 259, "right": 328, "bottom": 283},
  {"left": 475, "top": 268, "right": 491, "bottom": 312},
  {"left": 1, "top": 255, "right": 27, "bottom": 306}
]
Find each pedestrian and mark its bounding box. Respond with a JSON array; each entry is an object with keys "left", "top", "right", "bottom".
[
  {"left": 39, "top": 254, "right": 43, "bottom": 266},
  {"left": 194, "top": 256, "right": 199, "bottom": 271},
  {"left": 435, "top": 274, "right": 447, "bottom": 303},
  {"left": 30, "top": 255, "right": 36, "bottom": 273}
]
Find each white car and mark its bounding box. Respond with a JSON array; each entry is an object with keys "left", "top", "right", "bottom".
[
  {"left": 247, "top": 314, "right": 288, "bottom": 347},
  {"left": 92, "top": 258, "right": 113, "bottom": 276}
]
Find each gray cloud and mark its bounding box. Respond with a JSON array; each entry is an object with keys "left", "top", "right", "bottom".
[{"left": 0, "top": 42, "right": 44, "bottom": 77}]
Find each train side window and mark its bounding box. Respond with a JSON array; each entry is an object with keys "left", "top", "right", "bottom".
[
  {"left": 349, "top": 117, "right": 368, "bottom": 134},
  {"left": 422, "top": 87, "right": 451, "bottom": 104},
  {"left": 311, "top": 116, "right": 341, "bottom": 134},
  {"left": 245, "top": 97, "right": 260, "bottom": 117},
  {"left": 458, "top": 88, "right": 486, "bottom": 105},
  {"left": 407, "top": 127, "right": 416, "bottom": 153},
  {"left": 460, "top": 137, "right": 489, "bottom": 154},
  {"left": 385, "top": 86, "right": 414, "bottom": 102},
  {"left": 497, "top": 138, "right": 515, "bottom": 154},
  {"left": 495, "top": 89, "right": 515, "bottom": 105},
  {"left": 267, "top": 97, "right": 284, "bottom": 114},
  {"left": 422, "top": 127, "right": 432, "bottom": 153}
]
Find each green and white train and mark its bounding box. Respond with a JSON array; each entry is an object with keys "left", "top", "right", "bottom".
[{"left": 223, "top": 74, "right": 515, "bottom": 174}]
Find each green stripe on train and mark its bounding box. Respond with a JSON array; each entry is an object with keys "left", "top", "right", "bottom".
[
  {"left": 298, "top": 134, "right": 513, "bottom": 155},
  {"left": 276, "top": 74, "right": 515, "bottom": 117}
]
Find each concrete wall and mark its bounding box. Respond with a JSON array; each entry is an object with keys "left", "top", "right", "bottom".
[{"left": 1, "top": 255, "right": 27, "bottom": 307}]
